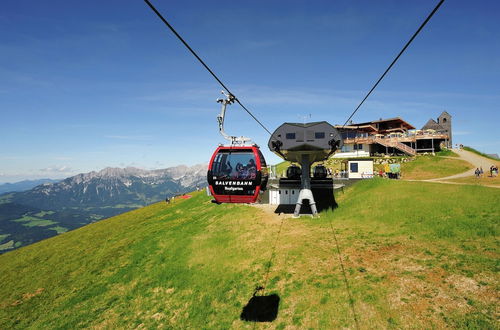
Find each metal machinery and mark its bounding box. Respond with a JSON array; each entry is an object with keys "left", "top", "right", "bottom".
[{"left": 268, "top": 122, "right": 343, "bottom": 217}]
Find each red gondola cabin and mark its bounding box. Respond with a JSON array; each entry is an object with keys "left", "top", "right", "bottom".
[{"left": 207, "top": 145, "right": 268, "bottom": 203}]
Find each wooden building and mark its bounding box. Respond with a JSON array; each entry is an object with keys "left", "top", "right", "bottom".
[{"left": 334, "top": 112, "right": 452, "bottom": 157}]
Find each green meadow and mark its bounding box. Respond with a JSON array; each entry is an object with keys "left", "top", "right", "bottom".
[
  {"left": 0, "top": 180, "right": 498, "bottom": 328},
  {"left": 401, "top": 155, "right": 472, "bottom": 180},
  {"left": 463, "top": 146, "right": 500, "bottom": 161},
  {"left": 13, "top": 215, "right": 57, "bottom": 228}
]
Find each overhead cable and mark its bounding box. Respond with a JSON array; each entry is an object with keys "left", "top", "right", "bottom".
[
  {"left": 143, "top": 0, "right": 273, "bottom": 136},
  {"left": 342, "top": 0, "right": 445, "bottom": 127}
]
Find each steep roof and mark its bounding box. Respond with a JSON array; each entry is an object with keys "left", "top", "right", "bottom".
[
  {"left": 439, "top": 111, "right": 451, "bottom": 118},
  {"left": 422, "top": 118, "right": 446, "bottom": 131}
]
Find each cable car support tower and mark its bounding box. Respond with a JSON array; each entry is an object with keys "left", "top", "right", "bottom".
[{"left": 268, "top": 122, "right": 343, "bottom": 217}]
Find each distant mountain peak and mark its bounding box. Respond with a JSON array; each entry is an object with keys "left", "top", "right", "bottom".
[
  {"left": 95, "top": 167, "right": 147, "bottom": 178},
  {"left": 1, "top": 163, "right": 209, "bottom": 252},
  {"left": 0, "top": 178, "right": 60, "bottom": 194},
  {"left": 11, "top": 163, "right": 208, "bottom": 210}
]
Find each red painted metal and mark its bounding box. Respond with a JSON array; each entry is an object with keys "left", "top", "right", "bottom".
[{"left": 207, "top": 145, "right": 265, "bottom": 204}]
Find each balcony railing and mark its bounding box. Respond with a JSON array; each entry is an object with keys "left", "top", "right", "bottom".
[{"left": 344, "top": 132, "right": 448, "bottom": 144}]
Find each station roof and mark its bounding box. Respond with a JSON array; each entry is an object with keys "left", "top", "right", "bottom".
[
  {"left": 352, "top": 117, "right": 415, "bottom": 129},
  {"left": 282, "top": 121, "right": 329, "bottom": 128},
  {"left": 335, "top": 117, "right": 415, "bottom": 132}
]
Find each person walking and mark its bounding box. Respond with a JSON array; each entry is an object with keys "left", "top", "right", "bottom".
[{"left": 475, "top": 168, "right": 480, "bottom": 178}]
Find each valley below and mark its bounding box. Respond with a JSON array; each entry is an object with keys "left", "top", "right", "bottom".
[{"left": 0, "top": 165, "right": 206, "bottom": 252}]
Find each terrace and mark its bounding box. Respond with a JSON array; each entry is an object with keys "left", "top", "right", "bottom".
[{"left": 335, "top": 117, "right": 451, "bottom": 156}]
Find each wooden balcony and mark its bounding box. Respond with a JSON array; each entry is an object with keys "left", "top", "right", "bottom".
[
  {"left": 343, "top": 133, "right": 449, "bottom": 156},
  {"left": 344, "top": 133, "right": 448, "bottom": 145}
]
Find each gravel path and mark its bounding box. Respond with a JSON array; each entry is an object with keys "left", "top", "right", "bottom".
[
  {"left": 407, "top": 149, "right": 500, "bottom": 189},
  {"left": 426, "top": 149, "right": 495, "bottom": 181}
]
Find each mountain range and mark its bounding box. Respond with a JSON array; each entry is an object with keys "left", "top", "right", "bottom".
[
  {"left": 0, "top": 178, "right": 59, "bottom": 194},
  {"left": 0, "top": 164, "right": 207, "bottom": 253}
]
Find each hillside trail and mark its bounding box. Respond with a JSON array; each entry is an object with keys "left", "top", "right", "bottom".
[{"left": 407, "top": 148, "right": 499, "bottom": 188}]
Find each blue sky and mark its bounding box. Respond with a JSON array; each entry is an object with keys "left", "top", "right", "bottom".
[{"left": 0, "top": 0, "right": 499, "bottom": 183}]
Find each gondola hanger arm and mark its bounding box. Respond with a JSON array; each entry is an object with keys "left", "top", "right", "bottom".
[{"left": 216, "top": 91, "right": 252, "bottom": 145}]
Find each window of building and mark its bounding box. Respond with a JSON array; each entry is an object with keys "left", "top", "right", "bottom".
[
  {"left": 350, "top": 162, "right": 358, "bottom": 173},
  {"left": 286, "top": 133, "right": 296, "bottom": 139},
  {"left": 315, "top": 132, "right": 325, "bottom": 139},
  {"left": 354, "top": 144, "right": 363, "bottom": 150}
]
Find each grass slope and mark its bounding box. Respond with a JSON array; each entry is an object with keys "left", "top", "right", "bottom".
[
  {"left": 445, "top": 175, "right": 500, "bottom": 187},
  {"left": 401, "top": 155, "right": 472, "bottom": 180},
  {"left": 0, "top": 182, "right": 498, "bottom": 328},
  {"left": 435, "top": 149, "right": 459, "bottom": 157},
  {"left": 464, "top": 146, "right": 499, "bottom": 160},
  {"left": 274, "top": 161, "right": 291, "bottom": 177}
]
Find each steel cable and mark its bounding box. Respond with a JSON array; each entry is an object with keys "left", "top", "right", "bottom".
[
  {"left": 342, "top": 0, "right": 445, "bottom": 127},
  {"left": 144, "top": 0, "right": 273, "bottom": 136}
]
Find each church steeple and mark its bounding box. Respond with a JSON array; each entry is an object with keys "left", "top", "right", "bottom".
[{"left": 437, "top": 111, "right": 452, "bottom": 147}]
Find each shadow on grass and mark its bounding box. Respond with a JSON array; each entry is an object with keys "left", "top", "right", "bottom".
[
  {"left": 274, "top": 193, "right": 338, "bottom": 215},
  {"left": 240, "top": 293, "right": 280, "bottom": 322}
]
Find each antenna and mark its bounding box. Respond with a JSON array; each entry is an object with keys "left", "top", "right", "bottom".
[{"left": 298, "top": 114, "right": 312, "bottom": 124}]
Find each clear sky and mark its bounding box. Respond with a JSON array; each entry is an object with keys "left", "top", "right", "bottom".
[{"left": 1, "top": 0, "right": 499, "bottom": 183}]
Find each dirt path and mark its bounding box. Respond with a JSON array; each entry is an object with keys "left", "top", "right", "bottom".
[
  {"left": 410, "top": 149, "right": 499, "bottom": 188},
  {"left": 427, "top": 149, "right": 494, "bottom": 181}
]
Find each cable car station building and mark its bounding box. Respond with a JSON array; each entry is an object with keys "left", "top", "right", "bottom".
[
  {"left": 262, "top": 112, "right": 452, "bottom": 215},
  {"left": 334, "top": 111, "right": 452, "bottom": 157}
]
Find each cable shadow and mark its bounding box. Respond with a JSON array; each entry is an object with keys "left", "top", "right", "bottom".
[
  {"left": 240, "top": 292, "right": 280, "bottom": 322},
  {"left": 240, "top": 218, "right": 284, "bottom": 323},
  {"left": 328, "top": 220, "right": 360, "bottom": 329}
]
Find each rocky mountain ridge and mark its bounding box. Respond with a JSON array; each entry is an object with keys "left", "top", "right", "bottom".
[
  {"left": 17, "top": 164, "right": 207, "bottom": 207},
  {"left": 0, "top": 164, "right": 207, "bottom": 252},
  {"left": 0, "top": 179, "right": 59, "bottom": 194}
]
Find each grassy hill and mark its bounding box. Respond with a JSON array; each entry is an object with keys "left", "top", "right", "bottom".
[
  {"left": 0, "top": 181, "right": 498, "bottom": 328},
  {"left": 463, "top": 146, "right": 499, "bottom": 160},
  {"left": 445, "top": 171, "right": 500, "bottom": 187},
  {"left": 401, "top": 155, "right": 473, "bottom": 180},
  {"left": 274, "top": 161, "right": 292, "bottom": 177}
]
